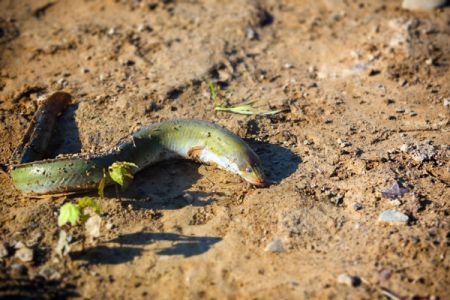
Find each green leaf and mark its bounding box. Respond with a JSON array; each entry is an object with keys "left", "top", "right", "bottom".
[
  {"left": 108, "top": 162, "right": 138, "bottom": 188},
  {"left": 77, "top": 196, "right": 101, "bottom": 214},
  {"left": 58, "top": 203, "right": 80, "bottom": 226}
]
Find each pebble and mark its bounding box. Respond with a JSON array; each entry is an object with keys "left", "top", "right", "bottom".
[
  {"left": 337, "top": 138, "right": 351, "bottom": 148},
  {"left": 264, "top": 239, "right": 285, "bottom": 253},
  {"left": 39, "top": 267, "right": 61, "bottom": 281},
  {"left": 390, "top": 199, "right": 402, "bottom": 207},
  {"left": 402, "top": 0, "right": 447, "bottom": 10},
  {"left": 14, "top": 241, "right": 26, "bottom": 249},
  {"left": 352, "top": 202, "right": 363, "bottom": 211},
  {"left": 246, "top": 27, "right": 259, "bottom": 40},
  {"left": 15, "top": 247, "right": 34, "bottom": 262},
  {"left": 0, "top": 242, "right": 9, "bottom": 258},
  {"left": 123, "top": 59, "right": 135, "bottom": 66},
  {"left": 107, "top": 27, "right": 116, "bottom": 35},
  {"left": 379, "top": 269, "right": 392, "bottom": 281},
  {"left": 105, "top": 222, "right": 114, "bottom": 230},
  {"left": 444, "top": 98, "right": 450, "bottom": 107},
  {"left": 377, "top": 210, "right": 409, "bottom": 225},
  {"left": 336, "top": 273, "right": 361, "bottom": 287}
]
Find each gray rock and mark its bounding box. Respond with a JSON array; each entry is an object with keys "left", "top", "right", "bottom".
[
  {"left": 400, "top": 141, "right": 437, "bottom": 163},
  {"left": 352, "top": 203, "right": 363, "bottom": 211},
  {"left": 15, "top": 247, "right": 34, "bottom": 262},
  {"left": 402, "top": 0, "right": 447, "bottom": 10},
  {"left": 246, "top": 27, "right": 259, "bottom": 40},
  {"left": 337, "top": 273, "right": 361, "bottom": 287},
  {"left": 264, "top": 239, "right": 285, "bottom": 253},
  {"left": 378, "top": 210, "right": 409, "bottom": 225}
]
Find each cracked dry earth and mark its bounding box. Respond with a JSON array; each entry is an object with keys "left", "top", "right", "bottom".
[{"left": 0, "top": 0, "right": 449, "bottom": 299}]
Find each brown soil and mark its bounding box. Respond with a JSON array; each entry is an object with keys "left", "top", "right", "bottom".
[{"left": 0, "top": 0, "right": 449, "bottom": 299}]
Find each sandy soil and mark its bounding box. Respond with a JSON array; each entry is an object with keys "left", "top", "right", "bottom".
[{"left": 0, "top": 0, "right": 449, "bottom": 299}]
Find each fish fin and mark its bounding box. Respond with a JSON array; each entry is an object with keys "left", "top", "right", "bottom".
[{"left": 187, "top": 146, "right": 204, "bottom": 159}]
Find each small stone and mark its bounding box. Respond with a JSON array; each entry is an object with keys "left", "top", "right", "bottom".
[
  {"left": 402, "top": 0, "right": 447, "bottom": 10},
  {"left": 107, "top": 27, "right": 116, "bottom": 35},
  {"left": 390, "top": 199, "right": 402, "bottom": 207},
  {"left": 246, "top": 27, "right": 258, "bottom": 40},
  {"left": 444, "top": 98, "right": 450, "bottom": 107},
  {"left": 337, "top": 138, "right": 351, "bottom": 148},
  {"left": 352, "top": 203, "right": 363, "bottom": 211},
  {"left": 14, "top": 241, "right": 25, "bottom": 249},
  {"left": 105, "top": 222, "right": 114, "bottom": 230},
  {"left": 283, "top": 63, "right": 294, "bottom": 69},
  {"left": 39, "top": 267, "right": 61, "bottom": 281},
  {"left": 378, "top": 210, "right": 409, "bottom": 225},
  {"left": 15, "top": 247, "right": 33, "bottom": 262},
  {"left": 303, "top": 140, "right": 312, "bottom": 145},
  {"left": 379, "top": 269, "right": 392, "bottom": 281},
  {"left": 123, "top": 59, "right": 135, "bottom": 66},
  {"left": 337, "top": 273, "right": 361, "bottom": 287},
  {"left": 138, "top": 23, "right": 152, "bottom": 32},
  {"left": 0, "top": 242, "right": 9, "bottom": 258},
  {"left": 400, "top": 144, "right": 410, "bottom": 152},
  {"left": 264, "top": 239, "right": 285, "bottom": 253},
  {"left": 396, "top": 107, "right": 405, "bottom": 113}
]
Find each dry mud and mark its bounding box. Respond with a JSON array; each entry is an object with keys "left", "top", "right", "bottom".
[{"left": 0, "top": 0, "right": 449, "bottom": 299}]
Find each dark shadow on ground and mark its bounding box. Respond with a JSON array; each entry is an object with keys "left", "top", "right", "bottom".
[
  {"left": 0, "top": 274, "right": 78, "bottom": 300},
  {"left": 117, "top": 160, "right": 224, "bottom": 209},
  {"left": 111, "top": 232, "right": 222, "bottom": 257},
  {"left": 247, "top": 140, "right": 301, "bottom": 185},
  {"left": 71, "top": 232, "right": 221, "bottom": 264},
  {"left": 47, "top": 103, "right": 82, "bottom": 157}
]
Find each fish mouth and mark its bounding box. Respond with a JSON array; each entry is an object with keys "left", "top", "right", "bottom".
[{"left": 246, "top": 176, "right": 266, "bottom": 187}]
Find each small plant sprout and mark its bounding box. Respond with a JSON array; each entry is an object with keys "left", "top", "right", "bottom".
[
  {"left": 208, "top": 80, "right": 288, "bottom": 116},
  {"left": 108, "top": 161, "right": 138, "bottom": 188},
  {"left": 56, "top": 197, "right": 102, "bottom": 256},
  {"left": 58, "top": 197, "right": 101, "bottom": 227}
]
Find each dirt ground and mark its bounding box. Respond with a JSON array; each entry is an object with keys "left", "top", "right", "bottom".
[{"left": 0, "top": 0, "right": 449, "bottom": 299}]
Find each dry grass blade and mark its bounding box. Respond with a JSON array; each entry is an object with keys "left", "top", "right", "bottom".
[{"left": 208, "top": 81, "right": 287, "bottom": 116}]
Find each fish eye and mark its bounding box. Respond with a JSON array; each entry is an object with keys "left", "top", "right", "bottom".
[{"left": 245, "top": 167, "right": 253, "bottom": 173}]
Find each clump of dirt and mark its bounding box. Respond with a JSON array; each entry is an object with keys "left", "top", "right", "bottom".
[{"left": 0, "top": 0, "right": 449, "bottom": 299}]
